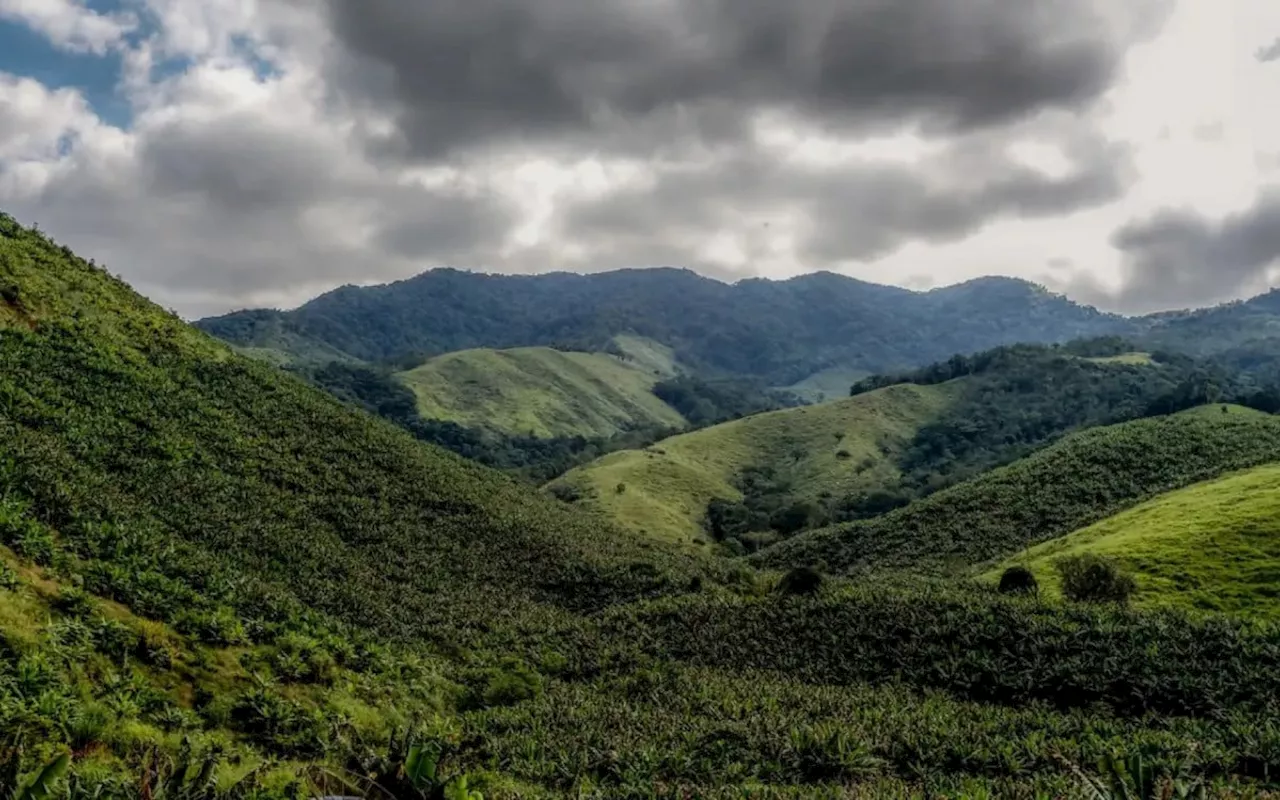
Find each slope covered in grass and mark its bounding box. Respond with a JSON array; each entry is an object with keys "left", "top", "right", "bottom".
[
  {"left": 10, "top": 214, "right": 1280, "bottom": 798},
  {"left": 758, "top": 405, "right": 1280, "bottom": 574},
  {"left": 992, "top": 463, "right": 1280, "bottom": 617},
  {"left": 549, "top": 383, "right": 959, "bottom": 544},
  {"left": 395, "top": 345, "right": 687, "bottom": 438}
]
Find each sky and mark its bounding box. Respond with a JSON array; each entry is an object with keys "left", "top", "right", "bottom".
[{"left": 0, "top": 0, "right": 1278, "bottom": 319}]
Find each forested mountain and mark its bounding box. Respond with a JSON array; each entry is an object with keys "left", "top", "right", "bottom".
[
  {"left": 198, "top": 268, "right": 1131, "bottom": 384},
  {"left": 9, "top": 214, "right": 1280, "bottom": 798}
]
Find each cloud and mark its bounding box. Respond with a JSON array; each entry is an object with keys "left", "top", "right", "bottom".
[
  {"left": 1082, "top": 192, "right": 1280, "bottom": 312},
  {"left": 322, "top": 0, "right": 1170, "bottom": 161},
  {"left": 0, "top": 0, "right": 1180, "bottom": 316},
  {"left": 0, "top": 59, "right": 517, "bottom": 317},
  {"left": 1258, "top": 38, "right": 1280, "bottom": 63},
  {"left": 0, "top": 0, "right": 136, "bottom": 54}
]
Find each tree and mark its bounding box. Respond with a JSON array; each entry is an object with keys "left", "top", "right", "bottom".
[{"left": 998, "top": 566, "right": 1039, "bottom": 596}]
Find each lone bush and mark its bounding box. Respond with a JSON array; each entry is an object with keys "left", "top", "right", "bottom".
[
  {"left": 1055, "top": 553, "right": 1136, "bottom": 604},
  {"left": 998, "top": 566, "right": 1039, "bottom": 596},
  {"left": 776, "top": 566, "right": 824, "bottom": 597}
]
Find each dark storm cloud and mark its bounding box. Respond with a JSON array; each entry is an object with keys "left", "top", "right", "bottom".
[
  {"left": 322, "top": 0, "right": 1171, "bottom": 160},
  {"left": 1258, "top": 38, "right": 1280, "bottom": 63},
  {"left": 1092, "top": 192, "right": 1280, "bottom": 311}
]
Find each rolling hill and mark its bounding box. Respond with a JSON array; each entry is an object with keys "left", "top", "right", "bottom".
[
  {"left": 9, "top": 212, "right": 1280, "bottom": 797},
  {"left": 395, "top": 345, "right": 686, "bottom": 438},
  {"left": 757, "top": 405, "right": 1280, "bottom": 575},
  {"left": 197, "top": 269, "right": 1131, "bottom": 385},
  {"left": 990, "top": 462, "right": 1280, "bottom": 617},
  {"left": 547, "top": 383, "right": 961, "bottom": 544}
]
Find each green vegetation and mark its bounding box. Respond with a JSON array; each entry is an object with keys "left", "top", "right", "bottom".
[
  {"left": 395, "top": 346, "right": 687, "bottom": 439},
  {"left": 10, "top": 214, "right": 1280, "bottom": 797},
  {"left": 549, "top": 383, "right": 957, "bottom": 545},
  {"left": 993, "top": 463, "right": 1280, "bottom": 617},
  {"left": 197, "top": 270, "right": 1132, "bottom": 385},
  {"left": 759, "top": 405, "right": 1280, "bottom": 574},
  {"left": 783, "top": 365, "right": 871, "bottom": 403}
]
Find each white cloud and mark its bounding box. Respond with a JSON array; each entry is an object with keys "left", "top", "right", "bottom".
[{"left": 0, "top": 0, "right": 135, "bottom": 54}]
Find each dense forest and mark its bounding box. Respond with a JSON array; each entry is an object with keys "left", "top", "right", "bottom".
[
  {"left": 8, "top": 214, "right": 1280, "bottom": 798},
  {"left": 198, "top": 269, "right": 1132, "bottom": 384}
]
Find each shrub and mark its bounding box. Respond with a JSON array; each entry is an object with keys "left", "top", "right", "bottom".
[
  {"left": 1055, "top": 554, "right": 1136, "bottom": 604},
  {"left": 998, "top": 566, "right": 1039, "bottom": 596},
  {"left": 776, "top": 567, "right": 824, "bottom": 597},
  {"left": 481, "top": 660, "right": 543, "bottom": 708}
]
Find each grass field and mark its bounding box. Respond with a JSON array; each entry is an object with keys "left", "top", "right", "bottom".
[
  {"left": 395, "top": 346, "right": 687, "bottom": 438},
  {"left": 609, "top": 333, "right": 682, "bottom": 378},
  {"left": 782, "top": 364, "right": 871, "bottom": 402},
  {"left": 991, "top": 462, "right": 1280, "bottom": 617},
  {"left": 549, "top": 383, "right": 959, "bottom": 544}
]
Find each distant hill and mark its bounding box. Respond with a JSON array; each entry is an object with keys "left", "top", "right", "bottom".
[
  {"left": 563, "top": 340, "right": 1253, "bottom": 549},
  {"left": 758, "top": 405, "right": 1280, "bottom": 575},
  {"left": 197, "top": 269, "right": 1132, "bottom": 385},
  {"left": 991, "top": 461, "right": 1280, "bottom": 618},
  {"left": 547, "top": 383, "right": 959, "bottom": 544},
  {"left": 396, "top": 344, "right": 686, "bottom": 439}
]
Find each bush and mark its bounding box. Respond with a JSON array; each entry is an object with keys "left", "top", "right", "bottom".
[
  {"left": 998, "top": 566, "right": 1039, "bottom": 596},
  {"left": 776, "top": 567, "right": 824, "bottom": 597},
  {"left": 1055, "top": 554, "right": 1136, "bottom": 604}
]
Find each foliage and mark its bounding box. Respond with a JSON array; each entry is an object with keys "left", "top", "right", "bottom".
[
  {"left": 775, "top": 567, "right": 824, "bottom": 597},
  {"left": 652, "top": 375, "right": 796, "bottom": 427},
  {"left": 759, "top": 406, "right": 1280, "bottom": 574},
  {"left": 1056, "top": 554, "right": 1137, "bottom": 604}
]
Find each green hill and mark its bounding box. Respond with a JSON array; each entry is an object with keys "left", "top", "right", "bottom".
[
  {"left": 990, "top": 463, "right": 1280, "bottom": 617},
  {"left": 395, "top": 345, "right": 687, "bottom": 438},
  {"left": 548, "top": 383, "right": 959, "bottom": 544},
  {"left": 758, "top": 405, "right": 1280, "bottom": 574},
  {"left": 9, "top": 214, "right": 1280, "bottom": 797}
]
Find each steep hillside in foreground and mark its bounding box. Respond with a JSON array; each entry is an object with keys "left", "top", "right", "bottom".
[
  {"left": 198, "top": 269, "right": 1130, "bottom": 384},
  {"left": 395, "top": 345, "right": 686, "bottom": 438},
  {"left": 548, "top": 383, "right": 960, "bottom": 544},
  {"left": 0, "top": 214, "right": 703, "bottom": 646},
  {"left": 757, "top": 405, "right": 1280, "bottom": 574},
  {"left": 991, "top": 463, "right": 1280, "bottom": 617}
]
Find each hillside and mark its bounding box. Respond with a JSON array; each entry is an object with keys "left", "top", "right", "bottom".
[
  {"left": 991, "top": 462, "right": 1280, "bottom": 617},
  {"left": 548, "top": 383, "right": 960, "bottom": 545},
  {"left": 757, "top": 405, "right": 1280, "bottom": 574},
  {"left": 395, "top": 346, "right": 686, "bottom": 438},
  {"left": 10, "top": 213, "right": 1280, "bottom": 797},
  {"left": 198, "top": 269, "right": 1131, "bottom": 385}
]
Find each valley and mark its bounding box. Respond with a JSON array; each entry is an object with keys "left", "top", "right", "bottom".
[{"left": 6, "top": 213, "right": 1280, "bottom": 798}]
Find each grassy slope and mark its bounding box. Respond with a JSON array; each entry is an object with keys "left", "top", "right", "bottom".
[
  {"left": 758, "top": 405, "right": 1280, "bottom": 574},
  {"left": 609, "top": 333, "right": 681, "bottom": 378},
  {"left": 0, "top": 215, "right": 703, "bottom": 646},
  {"left": 395, "top": 346, "right": 687, "bottom": 438},
  {"left": 992, "top": 463, "right": 1280, "bottom": 616},
  {"left": 783, "top": 364, "right": 871, "bottom": 403},
  {"left": 1085, "top": 351, "right": 1155, "bottom": 365},
  {"left": 550, "top": 383, "right": 959, "bottom": 544}
]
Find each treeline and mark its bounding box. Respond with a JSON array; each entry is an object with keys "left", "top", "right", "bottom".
[{"left": 652, "top": 375, "right": 799, "bottom": 427}]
